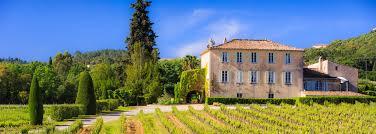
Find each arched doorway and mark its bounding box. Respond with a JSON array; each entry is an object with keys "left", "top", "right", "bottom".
[{"left": 186, "top": 90, "right": 202, "bottom": 104}]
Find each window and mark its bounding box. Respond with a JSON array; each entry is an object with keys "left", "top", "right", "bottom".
[
  {"left": 236, "top": 52, "right": 242, "bottom": 63},
  {"left": 237, "top": 93, "right": 243, "bottom": 98},
  {"left": 267, "top": 71, "right": 275, "bottom": 84},
  {"left": 285, "top": 53, "right": 291, "bottom": 64},
  {"left": 221, "top": 71, "right": 228, "bottom": 83},
  {"left": 251, "top": 52, "right": 257, "bottom": 63},
  {"left": 335, "top": 66, "right": 338, "bottom": 70},
  {"left": 268, "top": 93, "right": 274, "bottom": 98},
  {"left": 285, "top": 72, "right": 292, "bottom": 85},
  {"left": 250, "top": 71, "right": 258, "bottom": 84},
  {"left": 222, "top": 52, "right": 228, "bottom": 63},
  {"left": 236, "top": 71, "right": 243, "bottom": 83},
  {"left": 268, "top": 53, "right": 274, "bottom": 63}
]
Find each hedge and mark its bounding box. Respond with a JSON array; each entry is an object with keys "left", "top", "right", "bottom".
[
  {"left": 45, "top": 104, "right": 83, "bottom": 121},
  {"left": 96, "top": 99, "right": 120, "bottom": 112},
  {"left": 206, "top": 96, "right": 376, "bottom": 105},
  {"left": 298, "top": 96, "right": 376, "bottom": 105},
  {"left": 206, "top": 97, "right": 296, "bottom": 105},
  {"left": 76, "top": 71, "right": 97, "bottom": 115}
]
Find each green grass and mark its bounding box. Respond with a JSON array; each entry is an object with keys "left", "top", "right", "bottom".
[
  {"left": 100, "top": 119, "right": 121, "bottom": 134},
  {"left": 116, "top": 106, "right": 135, "bottom": 111}
]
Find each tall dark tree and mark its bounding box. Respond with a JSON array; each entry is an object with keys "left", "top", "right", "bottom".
[
  {"left": 28, "top": 75, "right": 43, "bottom": 125},
  {"left": 126, "top": 0, "right": 157, "bottom": 59},
  {"left": 123, "top": 0, "right": 161, "bottom": 105}
]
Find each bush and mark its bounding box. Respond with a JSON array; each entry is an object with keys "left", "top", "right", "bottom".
[
  {"left": 206, "top": 97, "right": 296, "bottom": 105},
  {"left": 298, "top": 96, "right": 376, "bottom": 105},
  {"left": 28, "top": 75, "right": 44, "bottom": 125},
  {"left": 96, "top": 99, "right": 120, "bottom": 112},
  {"left": 75, "top": 71, "right": 97, "bottom": 115},
  {"left": 157, "top": 93, "right": 178, "bottom": 105},
  {"left": 64, "top": 120, "right": 83, "bottom": 134},
  {"left": 46, "top": 104, "right": 82, "bottom": 121},
  {"left": 120, "top": 113, "right": 126, "bottom": 133}
]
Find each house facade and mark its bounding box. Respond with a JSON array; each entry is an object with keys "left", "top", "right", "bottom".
[
  {"left": 302, "top": 58, "right": 359, "bottom": 96},
  {"left": 201, "top": 39, "right": 304, "bottom": 98},
  {"left": 201, "top": 39, "right": 360, "bottom": 99}
]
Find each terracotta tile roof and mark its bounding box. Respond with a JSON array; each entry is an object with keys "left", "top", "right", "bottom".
[{"left": 211, "top": 39, "right": 304, "bottom": 51}]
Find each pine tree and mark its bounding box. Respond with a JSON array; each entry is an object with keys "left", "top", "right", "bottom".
[
  {"left": 126, "top": 0, "right": 157, "bottom": 59},
  {"left": 28, "top": 75, "right": 43, "bottom": 125},
  {"left": 75, "top": 71, "right": 96, "bottom": 115}
]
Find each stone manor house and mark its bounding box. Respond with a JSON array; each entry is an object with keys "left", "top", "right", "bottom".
[{"left": 200, "top": 39, "right": 360, "bottom": 98}]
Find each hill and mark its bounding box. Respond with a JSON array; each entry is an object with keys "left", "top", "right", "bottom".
[{"left": 304, "top": 30, "right": 376, "bottom": 80}]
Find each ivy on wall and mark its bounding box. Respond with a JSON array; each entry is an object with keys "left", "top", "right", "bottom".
[{"left": 174, "top": 68, "right": 206, "bottom": 102}]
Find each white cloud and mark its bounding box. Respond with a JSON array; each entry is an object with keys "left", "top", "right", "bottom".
[
  {"left": 207, "top": 19, "right": 244, "bottom": 42},
  {"left": 176, "top": 19, "right": 246, "bottom": 57},
  {"left": 158, "top": 8, "right": 214, "bottom": 37}
]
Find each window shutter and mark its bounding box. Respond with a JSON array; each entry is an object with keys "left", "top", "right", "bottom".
[
  {"left": 226, "top": 53, "right": 230, "bottom": 62},
  {"left": 273, "top": 72, "right": 276, "bottom": 83},
  {"left": 218, "top": 71, "right": 222, "bottom": 82},
  {"left": 220, "top": 52, "right": 223, "bottom": 62},
  {"left": 233, "top": 53, "right": 236, "bottom": 62},
  {"left": 282, "top": 72, "right": 285, "bottom": 85},
  {"left": 240, "top": 71, "right": 243, "bottom": 83},
  {"left": 255, "top": 53, "right": 258, "bottom": 63},
  {"left": 256, "top": 71, "right": 260, "bottom": 83},
  {"left": 248, "top": 71, "right": 251, "bottom": 83},
  {"left": 239, "top": 71, "right": 241, "bottom": 83},
  {"left": 228, "top": 71, "right": 231, "bottom": 83},
  {"left": 265, "top": 71, "right": 268, "bottom": 83},
  {"left": 273, "top": 53, "right": 276, "bottom": 63},
  {"left": 290, "top": 72, "right": 293, "bottom": 85}
]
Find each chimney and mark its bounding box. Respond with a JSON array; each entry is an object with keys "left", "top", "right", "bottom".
[
  {"left": 318, "top": 56, "right": 323, "bottom": 72},
  {"left": 207, "top": 38, "right": 215, "bottom": 48}
]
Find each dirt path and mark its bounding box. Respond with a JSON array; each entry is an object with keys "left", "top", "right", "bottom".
[
  {"left": 165, "top": 113, "right": 193, "bottom": 134},
  {"left": 126, "top": 119, "right": 144, "bottom": 134}
]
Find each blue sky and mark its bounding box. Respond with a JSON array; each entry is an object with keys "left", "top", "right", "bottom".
[{"left": 0, "top": 0, "right": 375, "bottom": 61}]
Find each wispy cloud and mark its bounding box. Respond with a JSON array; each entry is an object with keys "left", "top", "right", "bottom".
[
  {"left": 176, "top": 18, "right": 247, "bottom": 57},
  {"left": 158, "top": 8, "right": 214, "bottom": 38}
]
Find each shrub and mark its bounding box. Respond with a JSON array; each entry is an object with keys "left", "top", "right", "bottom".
[
  {"left": 157, "top": 93, "right": 177, "bottom": 105},
  {"left": 92, "top": 117, "right": 104, "bottom": 134},
  {"left": 28, "top": 75, "right": 44, "bottom": 125},
  {"left": 64, "top": 120, "right": 83, "bottom": 134},
  {"left": 46, "top": 104, "right": 82, "bottom": 121},
  {"left": 206, "top": 97, "right": 296, "bottom": 105},
  {"left": 96, "top": 99, "right": 120, "bottom": 111},
  {"left": 298, "top": 96, "right": 376, "bottom": 105},
  {"left": 76, "top": 71, "right": 97, "bottom": 115}
]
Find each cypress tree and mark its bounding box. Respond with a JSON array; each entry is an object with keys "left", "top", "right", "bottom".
[
  {"left": 75, "top": 71, "right": 96, "bottom": 115},
  {"left": 126, "top": 0, "right": 157, "bottom": 59},
  {"left": 28, "top": 75, "right": 43, "bottom": 125}
]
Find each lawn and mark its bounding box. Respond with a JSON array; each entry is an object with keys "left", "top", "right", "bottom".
[{"left": 123, "top": 103, "right": 376, "bottom": 134}]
